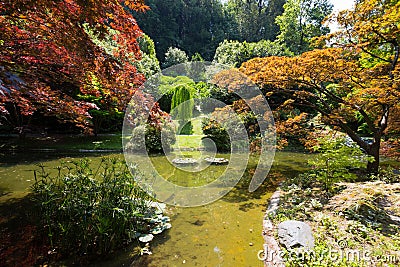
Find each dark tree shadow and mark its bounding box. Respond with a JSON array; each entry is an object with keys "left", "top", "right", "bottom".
[{"left": 0, "top": 195, "right": 50, "bottom": 267}]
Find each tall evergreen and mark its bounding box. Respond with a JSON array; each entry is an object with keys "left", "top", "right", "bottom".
[{"left": 171, "top": 85, "right": 194, "bottom": 135}]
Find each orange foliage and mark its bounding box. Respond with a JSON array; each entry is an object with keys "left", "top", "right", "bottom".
[
  {"left": 240, "top": 0, "right": 400, "bottom": 172},
  {"left": 240, "top": 46, "right": 399, "bottom": 152}
]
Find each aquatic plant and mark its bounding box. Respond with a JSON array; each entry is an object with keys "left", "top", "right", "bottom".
[{"left": 31, "top": 158, "right": 170, "bottom": 258}]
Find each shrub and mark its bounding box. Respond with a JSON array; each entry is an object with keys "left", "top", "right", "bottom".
[
  {"left": 162, "top": 47, "right": 189, "bottom": 69},
  {"left": 202, "top": 118, "right": 230, "bottom": 152},
  {"left": 201, "top": 97, "right": 263, "bottom": 152},
  {"left": 126, "top": 123, "right": 176, "bottom": 153},
  {"left": 309, "top": 135, "right": 374, "bottom": 193},
  {"left": 213, "top": 39, "right": 292, "bottom": 67},
  {"left": 208, "top": 83, "right": 240, "bottom": 105},
  {"left": 136, "top": 53, "right": 161, "bottom": 78},
  {"left": 193, "top": 81, "right": 213, "bottom": 115},
  {"left": 370, "top": 166, "right": 400, "bottom": 184},
  {"left": 136, "top": 34, "right": 161, "bottom": 78},
  {"left": 31, "top": 158, "right": 160, "bottom": 258}
]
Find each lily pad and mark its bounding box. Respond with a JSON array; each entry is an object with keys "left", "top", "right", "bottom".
[
  {"left": 150, "top": 222, "right": 172, "bottom": 234},
  {"left": 139, "top": 234, "right": 154, "bottom": 243},
  {"left": 151, "top": 226, "right": 164, "bottom": 235},
  {"left": 160, "top": 216, "right": 170, "bottom": 223},
  {"left": 151, "top": 202, "right": 167, "bottom": 214},
  {"left": 162, "top": 223, "right": 172, "bottom": 229}
]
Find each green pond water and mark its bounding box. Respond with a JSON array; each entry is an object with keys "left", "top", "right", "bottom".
[{"left": 0, "top": 150, "right": 311, "bottom": 266}]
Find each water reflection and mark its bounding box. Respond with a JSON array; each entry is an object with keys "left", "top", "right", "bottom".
[{"left": 0, "top": 151, "right": 311, "bottom": 266}]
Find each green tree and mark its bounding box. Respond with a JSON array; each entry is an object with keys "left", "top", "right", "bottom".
[
  {"left": 171, "top": 85, "right": 194, "bottom": 135},
  {"left": 162, "top": 47, "right": 189, "bottom": 69},
  {"left": 309, "top": 135, "right": 373, "bottom": 192},
  {"left": 133, "top": 0, "right": 228, "bottom": 61},
  {"left": 180, "top": 0, "right": 228, "bottom": 59},
  {"left": 133, "top": 0, "right": 285, "bottom": 60},
  {"left": 264, "top": 0, "right": 287, "bottom": 41},
  {"left": 225, "top": 0, "right": 286, "bottom": 42},
  {"left": 136, "top": 34, "right": 161, "bottom": 78},
  {"left": 132, "top": 0, "right": 182, "bottom": 60},
  {"left": 157, "top": 75, "right": 195, "bottom": 112},
  {"left": 225, "top": 0, "right": 263, "bottom": 42},
  {"left": 276, "top": 0, "right": 332, "bottom": 54},
  {"left": 213, "top": 39, "right": 292, "bottom": 67}
]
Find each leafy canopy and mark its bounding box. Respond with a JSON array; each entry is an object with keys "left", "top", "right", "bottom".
[
  {"left": 241, "top": 0, "right": 400, "bottom": 173},
  {"left": 0, "top": 0, "right": 149, "bottom": 134}
]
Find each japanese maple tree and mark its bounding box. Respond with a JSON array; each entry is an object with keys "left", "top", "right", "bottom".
[
  {"left": 0, "top": 0, "right": 150, "bottom": 136},
  {"left": 241, "top": 0, "right": 400, "bottom": 174}
]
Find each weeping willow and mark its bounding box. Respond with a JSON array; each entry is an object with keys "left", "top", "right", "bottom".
[{"left": 171, "top": 85, "right": 194, "bottom": 135}]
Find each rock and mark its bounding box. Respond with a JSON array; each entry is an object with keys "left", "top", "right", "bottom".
[
  {"left": 266, "top": 190, "right": 280, "bottom": 215},
  {"left": 393, "top": 169, "right": 400, "bottom": 175},
  {"left": 172, "top": 158, "right": 198, "bottom": 165},
  {"left": 263, "top": 187, "right": 285, "bottom": 266},
  {"left": 262, "top": 219, "right": 284, "bottom": 266},
  {"left": 278, "top": 220, "right": 314, "bottom": 250},
  {"left": 204, "top": 157, "right": 229, "bottom": 165}
]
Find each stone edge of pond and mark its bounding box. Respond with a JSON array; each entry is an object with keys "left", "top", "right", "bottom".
[{"left": 262, "top": 188, "right": 285, "bottom": 267}]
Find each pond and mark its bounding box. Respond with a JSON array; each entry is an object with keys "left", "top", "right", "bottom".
[{"left": 0, "top": 150, "right": 311, "bottom": 266}]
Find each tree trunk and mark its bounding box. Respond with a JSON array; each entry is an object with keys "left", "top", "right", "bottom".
[
  {"left": 365, "top": 104, "right": 389, "bottom": 175},
  {"left": 366, "top": 140, "right": 380, "bottom": 174},
  {"left": 93, "top": 116, "right": 102, "bottom": 137},
  {"left": 338, "top": 121, "right": 380, "bottom": 175},
  {"left": 337, "top": 104, "right": 388, "bottom": 175},
  {"left": 18, "top": 128, "right": 26, "bottom": 139}
]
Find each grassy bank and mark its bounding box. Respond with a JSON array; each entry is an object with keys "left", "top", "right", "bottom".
[
  {"left": 0, "top": 134, "right": 124, "bottom": 152},
  {"left": 0, "top": 116, "right": 206, "bottom": 152}
]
